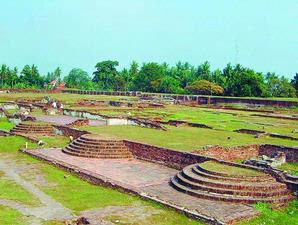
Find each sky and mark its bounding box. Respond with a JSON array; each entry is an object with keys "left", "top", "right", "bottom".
[{"left": 0, "top": 0, "right": 297, "bottom": 79}]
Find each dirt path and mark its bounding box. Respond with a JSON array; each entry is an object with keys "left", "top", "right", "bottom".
[
  {"left": 80, "top": 204, "right": 161, "bottom": 225},
  {"left": 0, "top": 159, "right": 74, "bottom": 224},
  {"left": 0, "top": 158, "right": 162, "bottom": 225}
]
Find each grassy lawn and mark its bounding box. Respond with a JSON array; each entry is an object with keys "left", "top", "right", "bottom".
[
  {"left": 81, "top": 125, "right": 298, "bottom": 151},
  {"left": 0, "top": 136, "right": 203, "bottom": 225},
  {"left": 0, "top": 92, "right": 137, "bottom": 107},
  {"left": 0, "top": 117, "right": 14, "bottom": 131},
  {"left": 0, "top": 136, "right": 37, "bottom": 152},
  {"left": 39, "top": 136, "right": 70, "bottom": 148},
  {"left": 72, "top": 103, "right": 298, "bottom": 139},
  {"left": 199, "top": 161, "right": 264, "bottom": 177},
  {"left": 239, "top": 201, "right": 298, "bottom": 225},
  {"left": 0, "top": 206, "right": 28, "bottom": 225},
  {"left": 277, "top": 163, "right": 298, "bottom": 176},
  {"left": 0, "top": 178, "right": 40, "bottom": 206},
  {"left": 0, "top": 92, "right": 297, "bottom": 224}
]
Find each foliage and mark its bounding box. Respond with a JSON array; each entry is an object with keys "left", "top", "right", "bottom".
[
  {"left": 64, "top": 68, "right": 92, "bottom": 89},
  {"left": 266, "top": 72, "right": 297, "bottom": 97},
  {"left": 291, "top": 73, "right": 298, "bottom": 96},
  {"left": 239, "top": 201, "right": 298, "bottom": 225},
  {"left": 92, "top": 60, "right": 119, "bottom": 90},
  {"left": 0, "top": 61, "right": 296, "bottom": 98},
  {"left": 186, "top": 79, "right": 224, "bottom": 95},
  {"left": 277, "top": 162, "right": 298, "bottom": 176},
  {"left": 45, "top": 67, "right": 62, "bottom": 84}
]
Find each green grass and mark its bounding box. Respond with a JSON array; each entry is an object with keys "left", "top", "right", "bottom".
[
  {"left": 277, "top": 163, "right": 298, "bottom": 176},
  {"left": 40, "top": 163, "right": 139, "bottom": 213},
  {"left": 0, "top": 206, "right": 28, "bottom": 225},
  {"left": 0, "top": 136, "right": 37, "bottom": 152},
  {"left": 0, "top": 136, "right": 204, "bottom": 225},
  {"left": 0, "top": 92, "right": 137, "bottom": 107},
  {"left": 238, "top": 201, "right": 298, "bottom": 225},
  {"left": 0, "top": 117, "right": 14, "bottom": 131},
  {"left": 76, "top": 104, "right": 298, "bottom": 139},
  {"left": 39, "top": 163, "right": 203, "bottom": 224},
  {"left": 0, "top": 178, "right": 40, "bottom": 206},
  {"left": 39, "top": 136, "right": 70, "bottom": 148},
  {"left": 81, "top": 125, "right": 298, "bottom": 151},
  {"left": 199, "top": 161, "right": 264, "bottom": 177}
]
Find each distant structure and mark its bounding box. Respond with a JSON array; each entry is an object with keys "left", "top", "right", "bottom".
[{"left": 48, "top": 80, "right": 65, "bottom": 90}]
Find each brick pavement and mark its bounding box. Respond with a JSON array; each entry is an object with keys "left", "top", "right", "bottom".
[{"left": 23, "top": 148, "right": 258, "bottom": 224}]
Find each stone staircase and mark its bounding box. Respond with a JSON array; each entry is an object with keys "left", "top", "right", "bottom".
[
  {"left": 62, "top": 134, "right": 133, "bottom": 159},
  {"left": 170, "top": 162, "right": 293, "bottom": 205},
  {"left": 10, "top": 122, "right": 54, "bottom": 136}
]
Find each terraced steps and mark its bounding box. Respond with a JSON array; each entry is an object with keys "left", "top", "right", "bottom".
[
  {"left": 62, "top": 134, "right": 133, "bottom": 159},
  {"left": 170, "top": 162, "right": 293, "bottom": 205},
  {"left": 10, "top": 122, "right": 54, "bottom": 136}
]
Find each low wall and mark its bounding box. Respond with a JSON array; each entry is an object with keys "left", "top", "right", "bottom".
[
  {"left": 259, "top": 145, "right": 298, "bottom": 163},
  {"left": 62, "top": 89, "right": 298, "bottom": 107},
  {"left": 54, "top": 125, "right": 90, "bottom": 139},
  {"left": 192, "top": 144, "right": 298, "bottom": 163},
  {"left": 196, "top": 145, "right": 260, "bottom": 162},
  {"left": 124, "top": 141, "right": 212, "bottom": 170},
  {"left": 0, "top": 129, "right": 10, "bottom": 136}
]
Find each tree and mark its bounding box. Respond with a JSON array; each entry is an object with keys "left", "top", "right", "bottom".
[
  {"left": 46, "top": 67, "right": 62, "bottom": 83},
  {"left": 222, "top": 64, "right": 266, "bottom": 97},
  {"left": 92, "top": 60, "right": 119, "bottom": 90},
  {"left": 129, "top": 61, "right": 139, "bottom": 80},
  {"left": 211, "top": 69, "right": 225, "bottom": 87},
  {"left": 291, "top": 73, "right": 298, "bottom": 96},
  {"left": 0, "top": 64, "right": 8, "bottom": 87},
  {"left": 19, "top": 65, "right": 44, "bottom": 87},
  {"left": 168, "top": 62, "right": 196, "bottom": 88},
  {"left": 133, "top": 62, "right": 166, "bottom": 92},
  {"left": 64, "top": 68, "right": 92, "bottom": 89},
  {"left": 186, "top": 80, "right": 224, "bottom": 95},
  {"left": 197, "top": 61, "right": 212, "bottom": 81},
  {"left": 266, "top": 73, "right": 296, "bottom": 97},
  {"left": 157, "top": 76, "right": 182, "bottom": 93}
]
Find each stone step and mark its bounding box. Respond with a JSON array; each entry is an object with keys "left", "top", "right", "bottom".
[
  {"left": 70, "top": 142, "right": 128, "bottom": 150},
  {"left": 68, "top": 146, "right": 129, "bottom": 154},
  {"left": 196, "top": 164, "right": 264, "bottom": 179},
  {"left": 62, "top": 148, "right": 132, "bottom": 159},
  {"left": 170, "top": 177, "right": 293, "bottom": 204},
  {"left": 192, "top": 164, "right": 274, "bottom": 182},
  {"left": 11, "top": 130, "right": 54, "bottom": 135},
  {"left": 79, "top": 135, "right": 122, "bottom": 143},
  {"left": 76, "top": 138, "right": 124, "bottom": 145},
  {"left": 74, "top": 139, "right": 125, "bottom": 147},
  {"left": 65, "top": 146, "right": 131, "bottom": 155},
  {"left": 176, "top": 172, "right": 290, "bottom": 198},
  {"left": 12, "top": 128, "right": 53, "bottom": 132},
  {"left": 182, "top": 166, "right": 286, "bottom": 191},
  {"left": 16, "top": 124, "right": 52, "bottom": 128}
]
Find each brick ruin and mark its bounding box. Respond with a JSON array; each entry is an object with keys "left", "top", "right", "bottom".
[
  {"left": 63, "top": 134, "right": 133, "bottom": 159},
  {"left": 10, "top": 122, "right": 55, "bottom": 136},
  {"left": 170, "top": 163, "right": 293, "bottom": 205}
]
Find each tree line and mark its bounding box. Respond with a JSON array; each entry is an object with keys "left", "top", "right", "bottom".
[{"left": 1, "top": 61, "right": 297, "bottom": 98}]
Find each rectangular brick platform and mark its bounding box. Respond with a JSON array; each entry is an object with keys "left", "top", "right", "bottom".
[{"left": 22, "top": 148, "right": 258, "bottom": 224}]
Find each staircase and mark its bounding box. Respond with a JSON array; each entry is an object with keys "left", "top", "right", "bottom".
[
  {"left": 170, "top": 162, "right": 293, "bottom": 205},
  {"left": 10, "top": 122, "right": 54, "bottom": 136},
  {"left": 62, "top": 134, "right": 133, "bottom": 159}
]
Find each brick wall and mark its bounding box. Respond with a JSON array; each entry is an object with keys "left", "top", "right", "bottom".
[
  {"left": 195, "top": 145, "right": 260, "bottom": 162},
  {"left": 62, "top": 89, "right": 298, "bottom": 107},
  {"left": 54, "top": 125, "right": 90, "bottom": 139},
  {"left": 124, "top": 140, "right": 213, "bottom": 170},
  {"left": 259, "top": 145, "right": 298, "bottom": 163}
]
